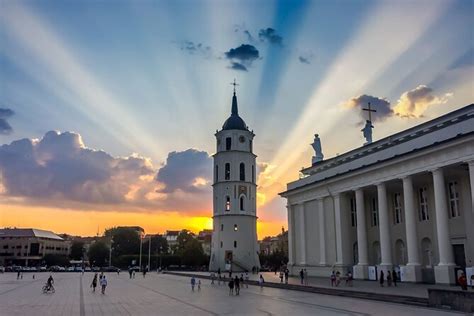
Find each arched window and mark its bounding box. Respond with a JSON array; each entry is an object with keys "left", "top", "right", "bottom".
[
  {"left": 226, "top": 137, "right": 232, "bottom": 150},
  {"left": 240, "top": 163, "right": 245, "bottom": 181},
  {"left": 225, "top": 196, "right": 231, "bottom": 211},
  {"left": 221, "top": 224, "right": 224, "bottom": 231},
  {"left": 225, "top": 163, "right": 230, "bottom": 180},
  {"left": 395, "top": 239, "right": 406, "bottom": 265},
  {"left": 252, "top": 165, "right": 255, "bottom": 183},
  {"left": 215, "top": 165, "right": 218, "bottom": 182},
  {"left": 234, "top": 240, "right": 237, "bottom": 248},
  {"left": 234, "top": 224, "right": 238, "bottom": 231},
  {"left": 240, "top": 196, "right": 244, "bottom": 211}
]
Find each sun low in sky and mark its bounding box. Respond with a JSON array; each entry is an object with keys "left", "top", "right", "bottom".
[{"left": 0, "top": 0, "right": 473, "bottom": 238}]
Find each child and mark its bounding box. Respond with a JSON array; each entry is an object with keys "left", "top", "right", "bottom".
[
  {"left": 191, "top": 277, "right": 196, "bottom": 291},
  {"left": 198, "top": 279, "right": 201, "bottom": 291}
]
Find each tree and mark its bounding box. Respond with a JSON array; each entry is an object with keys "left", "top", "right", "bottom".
[
  {"left": 142, "top": 235, "right": 169, "bottom": 255},
  {"left": 180, "top": 238, "right": 206, "bottom": 267},
  {"left": 176, "top": 230, "right": 194, "bottom": 253},
  {"left": 43, "top": 254, "right": 69, "bottom": 267},
  {"left": 69, "top": 241, "right": 85, "bottom": 260},
  {"left": 88, "top": 241, "right": 109, "bottom": 267},
  {"left": 104, "top": 227, "right": 141, "bottom": 257}
]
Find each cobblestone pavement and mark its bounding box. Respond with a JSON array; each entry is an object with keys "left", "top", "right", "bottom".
[{"left": 0, "top": 272, "right": 464, "bottom": 316}]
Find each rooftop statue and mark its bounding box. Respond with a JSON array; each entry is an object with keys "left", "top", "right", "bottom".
[
  {"left": 362, "top": 120, "right": 374, "bottom": 145},
  {"left": 311, "top": 134, "right": 324, "bottom": 164}
]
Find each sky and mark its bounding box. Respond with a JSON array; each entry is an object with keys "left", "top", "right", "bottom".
[{"left": 0, "top": 0, "right": 473, "bottom": 239}]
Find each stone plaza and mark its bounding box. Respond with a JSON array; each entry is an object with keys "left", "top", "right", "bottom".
[{"left": 0, "top": 272, "right": 464, "bottom": 315}]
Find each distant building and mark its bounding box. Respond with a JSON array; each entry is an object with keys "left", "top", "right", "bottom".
[
  {"left": 0, "top": 228, "right": 69, "bottom": 266},
  {"left": 259, "top": 227, "right": 288, "bottom": 256},
  {"left": 163, "top": 230, "right": 180, "bottom": 252},
  {"left": 197, "top": 229, "right": 213, "bottom": 255}
]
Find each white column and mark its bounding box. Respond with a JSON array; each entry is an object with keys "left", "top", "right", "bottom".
[
  {"left": 432, "top": 168, "right": 455, "bottom": 284},
  {"left": 377, "top": 183, "right": 392, "bottom": 268},
  {"left": 468, "top": 161, "right": 474, "bottom": 217},
  {"left": 287, "top": 205, "right": 294, "bottom": 265},
  {"left": 318, "top": 198, "right": 326, "bottom": 265},
  {"left": 334, "top": 194, "right": 343, "bottom": 265},
  {"left": 353, "top": 188, "right": 369, "bottom": 279},
  {"left": 299, "top": 203, "right": 307, "bottom": 265},
  {"left": 402, "top": 176, "right": 421, "bottom": 265},
  {"left": 355, "top": 189, "right": 368, "bottom": 265}
]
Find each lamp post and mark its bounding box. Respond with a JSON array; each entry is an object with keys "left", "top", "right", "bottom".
[
  {"left": 139, "top": 235, "right": 143, "bottom": 272},
  {"left": 109, "top": 237, "right": 113, "bottom": 268},
  {"left": 147, "top": 235, "right": 151, "bottom": 272},
  {"left": 159, "top": 245, "right": 163, "bottom": 272}
]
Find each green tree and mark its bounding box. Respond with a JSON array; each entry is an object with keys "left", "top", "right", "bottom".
[
  {"left": 43, "top": 254, "right": 69, "bottom": 267},
  {"left": 142, "top": 235, "right": 169, "bottom": 255},
  {"left": 104, "top": 227, "right": 141, "bottom": 256},
  {"left": 176, "top": 230, "right": 194, "bottom": 253},
  {"left": 88, "top": 241, "right": 109, "bottom": 267},
  {"left": 180, "top": 238, "right": 206, "bottom": 267},
  {"left": 69, "top": 241, "right": 85, "bottom": 260}
]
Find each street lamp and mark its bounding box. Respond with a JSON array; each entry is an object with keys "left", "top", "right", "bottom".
[
  {"left": 109, "top": 237, "right": 114, "bottom": 268},
  {"left": 159, "top": 245, "right": 163, "bottom": 272},
  {"left": 147, "top": 235, "right": 151, "bottom": 272}
]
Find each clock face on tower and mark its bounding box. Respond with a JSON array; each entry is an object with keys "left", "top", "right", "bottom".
[{"left": 239, "top": 136, "right": 245, "bottom": 143}]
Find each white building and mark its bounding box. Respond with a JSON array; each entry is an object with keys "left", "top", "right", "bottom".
[
  {"left": 209, "top": 87, "right": 260, "bottom": 272},
  {"left": 280, "top": 104, "right": 474, "bottom": 284}
]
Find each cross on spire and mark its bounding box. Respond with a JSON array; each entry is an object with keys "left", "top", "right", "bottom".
[
  {"left": 230, "top": 79, "right": 239, "bottom": 95},
  {"left": 362, "top": 102, "right": 377, "bottom": 122}
]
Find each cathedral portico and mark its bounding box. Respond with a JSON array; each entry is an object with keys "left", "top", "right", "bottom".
[{"left": 281, "top": 104, "right": 474, "bottom": 284}]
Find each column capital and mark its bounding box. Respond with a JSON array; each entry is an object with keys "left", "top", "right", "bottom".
[
  {"left": 430, "top": 167, "right": 444, "bottom": 174},
  {"left": 400, "top": 174, "right": 412, "bottom": 181},
  {"left": 375, "top": 182, "right": 386, "bottom": 188},
  {"left": 466, "top": 160, "right": 474, "bottom": 167}
]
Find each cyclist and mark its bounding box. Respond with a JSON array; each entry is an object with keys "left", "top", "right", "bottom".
[{"left": 46, "top": 275, "right": 54, "bottom": 291}]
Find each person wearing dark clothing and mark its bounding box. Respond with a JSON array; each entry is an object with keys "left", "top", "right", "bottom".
[
  {"left": 234, "top": 276, "right": 240, "bottom": 295},
  {"left": 284, "top": 269, "right": 289, "bottom": 284},
  {"left": 392, "top": 269, "right": 397, "bottom": 287},
  {"left": 129, "top": 269, "right": 133, "bottom": 279},
  {"left": 91, "top": 273, "right": 98, "bottom": 292},
  {"left": 379, "top": 270, "right": 385, "bottom": 287},
  {"left": 228, "top": 279, "right": 234, "bottom": 295},
  {"left": 299, "top": 269, "right": 304, "bottom": 285}
]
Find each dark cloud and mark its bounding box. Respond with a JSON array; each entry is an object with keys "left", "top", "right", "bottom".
[
  {"left": 156, "top": 149, "right": 212, "bottom": 193},
  {"left": 229, "top": 62, "right": 247, "bottom": 71},
  {"left": 224, "top": 44, "right": 260, "bottom": 71},
  {"left": 0, "top": 108, "right": 14, "bottom": 135},
  {"left": 179, "top": 41, "right": 212, "bottom": 58},
  {"left": 344, "top": 95, "right": 393, "bottom": 123},
  {"left": 298, "top": 56, "right": 310, "bottom": 64},
  {"left": 258, "top": 28, "right": 283, "bottom": 46},
  {"left": 244, "top": 30, "right": 255, "bottom": 43},
  {"left": 0, "top": 131, "right": 154, "bottom": 204}
]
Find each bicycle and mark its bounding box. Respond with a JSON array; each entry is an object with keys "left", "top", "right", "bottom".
[{"left": 42, "top": 284, "right": 55, "bottom": 294}]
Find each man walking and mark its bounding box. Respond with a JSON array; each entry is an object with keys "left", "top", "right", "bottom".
[{"left": 100, "top": 275, "right": 108, "bottom": 294}]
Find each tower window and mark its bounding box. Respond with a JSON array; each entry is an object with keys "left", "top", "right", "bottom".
[
  {"left": 240, "top": 163, "right": 245, "bottom": 181},
  {"left": 418, "top": 187, "right": 429, "bottom": 221},
  {"left": 252, "top": 165, "right": 255, "bottom": 183},
  {"left": 215, "top": 165, "right": 218, "bottom": 182},
  {"left": 448, "top": 181, "right": 460, "bottom": 218},
  {"left": 234, "top": 224, "right": 238, "bottom": 231},
  {"left": 225, "top": 163, "right": 230, "bottom": 180},
  {"left": 221, "top": 224, "right": 224, "bottom": 231},
  {"left": 226, "top": 137, "right": 232, "bottom": 150},
  {"left": 371, "top": 197, "right": 378, "bottom": 227},
  {"left": 225, "top": 196, "right": 231, "bottom": 211},
  {"left": 240, "top": 196, "right": 244, "bottom": 211},
  {"left": 234, "top": 241, "right": 237, "bottom": 248},
  {"left": 249, "top": 139, "right": 253, "bottom": 152},
  {"left": 220, "top": 241, "right": 223, "bottom": 248},
  {"left": 350, "top": 197, "right": 357, "bottom": 227}
]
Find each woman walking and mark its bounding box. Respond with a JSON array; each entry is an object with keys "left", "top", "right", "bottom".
[{"left": 90, "top": 273, "right": 98, "bottom": 292}]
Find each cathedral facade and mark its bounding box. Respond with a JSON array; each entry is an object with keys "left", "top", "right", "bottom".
[
  {"left": 280, "top": 104, "right": 474, "bottom": 284},
  {"left": 209, "top": 88, "right": 261, "bottom": 272}
]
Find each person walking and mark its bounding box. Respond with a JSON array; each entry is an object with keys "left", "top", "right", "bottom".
[
  {"left": 91, "top": 273, "right": 98, "bottom": 292},
  {"left": 228, "top": 278, "right": 234, "bottom": 295},
  {"left": 17, "top": 270, "right": 20, "bottom": 280},
  {"left": 304, "top": 269, "right": 308, "bottom": 286},
  {"left": 387, "top": 271, "right": 392, "bottom": 287},
  {"left": 100, "top": 275, "right": 108, "bottom": 294},
  {"left": 345, "top": 271, "right": 353, "bottom": 287},
  {"left": 191, "top": 276, "right": 196, "bottom": 291},
  {"left": 245, "top": 271, "right": 249, "bottom": 288},
  {"left": 330, "top": 271, "right": 336, "bottom": 286},
  {"left": 259, "top": 274, "right": 265, "bottom": 289},
  {"left": 234, "top": 276, "right": 240, "bottom": 295},
  {"left": 129, "top": 268, "right": 133, "bottom": 279},
  {"left": 335, "top": 271, "right": 341, "bottom": 287},
  {"left": 279, "top": 270, "right": 284, "bottom": 283},
  {"left": 379, "top": 270, "right": 385, "bottom": 287},
  {"left": 142, "top": 268, "right": 147, "bottom": 278},
  {"left": 299, "top": 269, "right": 304, "bottom": 285},
  {"left": 239, "top": 274, "right": 244, "bottom": 290},
  {"left": 198, "top": 279, "right": 201, "bottom": 291},
  {"left": 210, "top": 272, "right": 215, "bottom": 284},
  {"left": 284, "top": 269, "right": 289, "bottom": 284},
  {"left": 392, "top": 269, "right": 398, "bottom": 287}
]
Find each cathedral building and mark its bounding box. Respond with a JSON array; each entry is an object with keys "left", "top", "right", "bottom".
[
  {"left": 280, "top": 104, "right": 474, "bottom": 284},
  {"left": 209, "top": 85, "right": 261, "bottom": 272}
]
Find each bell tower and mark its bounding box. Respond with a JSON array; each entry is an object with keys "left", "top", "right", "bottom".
[{"left": 209, "top": 81, "right": 260, "bottom": 272}]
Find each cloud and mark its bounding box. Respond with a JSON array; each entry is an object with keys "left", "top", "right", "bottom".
[
  {"left": 179, "top": 41, "right": 212, "bottom": 58},
  {"left": 393, "top": 85, "right": 452, "bottom": 118},
  {"left": 156, "top": 149, "right": 212, "bottom": 193},
  {"left": 224, "top": 44, "right": 260, "bottom": 71},
  {"left": 229, "top": 62, "right": 247, "bottom": 71},
  {"left": 0, "top": 108, "right": 15, "bottom": 135},
  {"left": 0, "top": 131, "right": 155, "bottom": 204},
  {"left": 298, "top": 56, "right": 310, "bottom": 64},
  {"left": 258, "top": 28, "right": 283, "bottom": 46},
  {"left": 343, "top": 94, "right": 392, "bottom": 123},
  {"left": 244, "top": 30, "right": 255, "bottom": 43}
]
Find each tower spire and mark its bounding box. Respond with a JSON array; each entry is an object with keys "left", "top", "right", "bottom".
[{"left": 230, "top": 79, "right": 239, "bottom": 115}]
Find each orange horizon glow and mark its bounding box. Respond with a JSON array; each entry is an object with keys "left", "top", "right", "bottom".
[{"left": 0, "top": 204, "right": 285, "bottom": 240}]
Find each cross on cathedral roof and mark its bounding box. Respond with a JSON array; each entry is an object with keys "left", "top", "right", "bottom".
[{"left": 362, "top": 102, "right": 377, "bottom": 122}]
